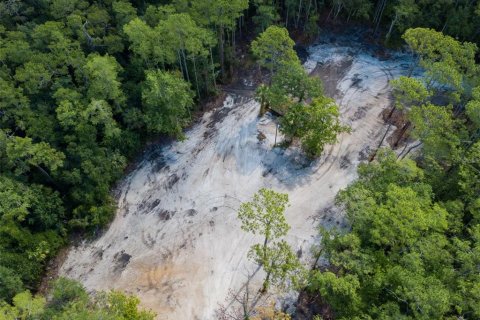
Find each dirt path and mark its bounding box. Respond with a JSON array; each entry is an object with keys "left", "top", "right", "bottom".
[{"left": 59, "top": 34, "right": 418, "bottom": 319}]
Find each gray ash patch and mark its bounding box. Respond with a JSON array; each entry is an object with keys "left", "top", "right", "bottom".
[
  {"left": 113, "top": 251, "right": 131, "bottom": 273},
  {"left": 166, "top": 174, "right": 180, "bottom": 189},
  {"left": 350, "top": 105, "right": 368, "bottom": 121},
  {"left": 350, "top": 73, "right": 364, "bottom": 88},
  {"left": 313, "top": 205, "right": 337, "bottom": 222},
  {"left": 294, "top": 44, "right": 309, "bottom": 63},
  {"left": 185, "top": 209, "right": 197, "bottom": 217},
  {"left": 340, "top": 155, "right": 351, "bottom": 169},
  {"left": 157, "top": 209, "right": 175, "bottom": 221},
  {"left": 142, "top": 231, "right": 156, "bottom": 248},
  {"left": 262, "top": 167, "right": 273, "bottom": 177},
  {"left": 149, "top": 199, "right": 161, "bottom": 210},
  {"left": 203, "top": 128, "right": 214, "bottom": 139},
  {"left": 358, "top": 145, "right": 372, "bottom": 161},
  {"left": 93, "top": 248, "right": 104, "bottom": 260},
  {"left": 310, "top": 57, "right": 354, "bottom": 99},
  {"left": 207, "top": 105, "right": 234, "bottom": 129}
]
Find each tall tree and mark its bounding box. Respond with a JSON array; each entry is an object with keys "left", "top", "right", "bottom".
[
  {"left": 308, "top": 150, "right": 469, "bottom": 319},
  {"left": 251, "top": 26, "right": 299, "bottom": 75},
  {"left": 403, "top": 28, "right": 478, "bottom": 102},
  {"left": 238, "top": 188, "right": 299, "bottom": 292},
  {"left": 141, "top": 70, "right": 194, "bottom": 137},
  {"left": 189, "top": 0, "right": 248, "bottom": 79},
  {"left": 281, "top": 97, "right": 349, "bottom": 157}
]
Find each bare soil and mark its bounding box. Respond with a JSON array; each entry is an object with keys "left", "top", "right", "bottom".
[{"left": 58, "top": 32, "right": 420, "bottom": 319}]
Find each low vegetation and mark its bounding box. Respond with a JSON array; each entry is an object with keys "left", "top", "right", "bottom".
[{"left": 0, "top": 278, "right": 154, "bottom": 319}]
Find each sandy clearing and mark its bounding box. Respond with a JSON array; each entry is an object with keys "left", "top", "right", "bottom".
[{"left": 59, "top": 33, "right": 419, "bottom": 319}]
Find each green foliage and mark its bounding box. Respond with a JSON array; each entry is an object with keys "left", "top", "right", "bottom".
[
  {"left": 49, "top": 278, "right": 89, "bottom": 310},
  {"left": 251, "top": 26, "right": 347, "bottom": 158},
  {"left": 0, "top": 267, "right": 23, "bottom": 302},
  {"left": 466, "top": 86, "right": 480, "bottom": 128},
  {"left": 403, "top": 28, "right": 478, "bottom": 102},
  {"left": 84, "top": 54, "right": 124, "bottom": 104},
  {"left": 390, "top": 29, "right": 479, "bottom": 202},
  {"left": 123, "top": 18, "right": 159, "bottom": 66},
  {"left": 309, "top": 272, "right": 361, "bottom": 317},
  {"left": 0, "top": 0, "right": 256, "bottom": 307},
  {"left": 255, "top": 61, "right": 323, "bottom": 115},
  {"left": 6, "top": 291, "right": 46, "bottom": 319},
  {"left": 274, "top": 62, "right": 323, "bottom": 103},
  {"left": 0, "top": 0, "right": 479, "bottom": 316},
  {"left": 189, "top": 0, "right": 249, "bottom": 30},
  {"left": 0, "top": 131, "right": 65, "bottom": 176},
  {"left": 141, "top": 70, "right": 194, "bottom": 137},
  {"left": 0, "top": 175, "right": 65, "bottom": 294},
  {"left": 238, "top": 189, "right": 300, "bottom": 292},
  {"left": 408, "top": 103, "right": 462, "bottom": 164},
  {"left": 390, "top": 76, "right": 431, "bottom": 110},
  {"left": 251, "top": 26, "right": 299, "bottom": 73},
  {"left": 281, "top": 97, "right": 349, "bottom": 157},
  {"left": 249, "top": 240, "right": 301, "bottom": 292},
  {"left": 238, "top": 188, "right": 290, "bottom": 240},
  {"left": 459, "top": 141, "right": 480, "bottom": 203},
  {"left": 252, "top": 1, "right": 279, "bottom": 33},
  {"left": 251, "top": 27, "right": 346, "bottom": 158}
]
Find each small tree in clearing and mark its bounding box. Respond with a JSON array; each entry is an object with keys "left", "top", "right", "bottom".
[
  {"left": 281, "top": 97, "right": 350, "bottom": 157},
  {"left": 249, "top": 240, "right": 301, "bottom": 293},
  {"left": 238, "top": 188, "right": 300, "bottom": 292}
]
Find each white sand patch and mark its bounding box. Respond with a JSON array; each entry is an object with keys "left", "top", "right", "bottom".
[{"left": 59, "top": 35, "right": 418, "bottom": 319}]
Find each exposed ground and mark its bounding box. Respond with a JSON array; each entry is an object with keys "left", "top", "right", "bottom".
[{"left": 59, "top": 32, "right": 419, "bottom": 319}]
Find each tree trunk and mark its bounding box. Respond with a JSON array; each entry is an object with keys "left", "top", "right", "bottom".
[
  {"left": 312, "top": 247, "right": 323, "bottom": 269},
  {"left": 181, "top": 49, "right": 190, "bottom": 83},
  {"left": 274, "top": 124, "right": 278, "bottom": 147},
  {"left": 408, "top": 56, "right": 419, "bottom": 77},
  {"left": 296, "top": 0, "right": 303, "bottom": 28},
  {"left": 261, "top": 270, "right": 271, "bottom": 293},
  {"left": 35, "top": 165, "right": 59, "bottom": 188},
  {"left": 400, "top": 142, "right": 422, "bottom": 160},
  {"left": 326, "top": 6, "right": 334, "bottom": 21},
  {"left": 347, "top": 10, "right": 352, "bottom": 23},
  {"left": 386, "top": 12, "right": 398, "bottom": 40},
  {"left": 304, "top": 0, "right": 312, "bottom": 30},
  {"left": 394, "top": 121, "right": 411, "bottom": 148},
  {"left": 218, "top": 25, "right": 225, "bottom": 80},
  {"left": 285, "top": 7, "right": 289, "bottom": 28},
  {"left": 387, "top": 105, "right": 397, "bottom": 120},
  {"left": 334, "top": 3, "right": 343, "bottom": 20},
  {"left": 232, "top": 28, "right": 236, "bottom": 55},
  {"left": 177, "top": 50, "right": 184, "bottom": 77},
  {"left": 374, "top": 0, "right": 387, "bottom": 35},
  {"left": 369, "top": 123, "right": 392, "bottom": 162},
  {"left": 210, "top": 47, "right": 217, "bottom": 89},
  {"left": 239, "top": 16, "right": 242, "bottom": 39},
  {"left": 262, "top": 235, "right": 269, "bottom": 263},
  {"left": 193, "top": 56, "right": 200, "bottom": 98}
]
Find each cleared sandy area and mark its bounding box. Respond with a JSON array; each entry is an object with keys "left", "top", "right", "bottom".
[{"left": 59, "top": 33, "right": 417, "bottom": 319}]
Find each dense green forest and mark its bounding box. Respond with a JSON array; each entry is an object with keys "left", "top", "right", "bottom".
[
  {"left": 0, "top": 0, "right": 479, "bottom": 319},
  {"left": 304, "top": 27, "right": 480, "bottom": 319},
  {"left": 0, "top": 278, "right": 154, "bottom": 319}
]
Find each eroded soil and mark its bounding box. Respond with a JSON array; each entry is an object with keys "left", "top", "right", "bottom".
[{"left": 59, "top": 33, "right": 419, "bottom": 319}]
